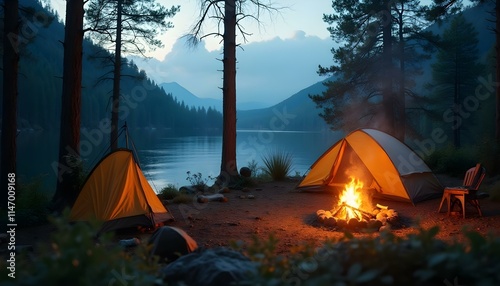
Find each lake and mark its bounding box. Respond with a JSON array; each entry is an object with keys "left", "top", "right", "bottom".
[{"left": 16, "top": 130, "right": 343, "bottom": 194}]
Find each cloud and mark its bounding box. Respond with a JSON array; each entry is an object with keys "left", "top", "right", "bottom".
[{"left": 133, "top": 30, "right": 333, "bottom": 106}]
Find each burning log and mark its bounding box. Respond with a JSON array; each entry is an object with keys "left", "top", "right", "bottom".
[
  {"left": 332, "top": 203, "right": 375, "bottom": 221},
  {"left": 316, "top": 205, "right": 399, "bottom": 232}
]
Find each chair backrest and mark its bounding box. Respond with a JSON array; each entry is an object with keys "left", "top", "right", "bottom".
[{"left": 463, "top": 163, "right": 486, "bottom": 190}]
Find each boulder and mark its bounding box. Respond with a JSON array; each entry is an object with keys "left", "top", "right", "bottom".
[{"left": 162, "top": 247, "right": 258, "bottom": 286}]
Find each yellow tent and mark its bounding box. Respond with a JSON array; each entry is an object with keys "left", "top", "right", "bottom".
[
  {"left": 70, "top": 149, "right": 173, "bottom": 232},
  {"left": 297, "top": 129, "right": 442, "bottom": 204}
]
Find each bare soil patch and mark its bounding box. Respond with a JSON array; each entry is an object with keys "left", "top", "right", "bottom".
[{"left": 12, "top": 175, "right": 500, "bottom": 254}]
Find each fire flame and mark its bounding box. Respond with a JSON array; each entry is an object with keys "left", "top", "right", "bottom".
[{"left": 338, "top": 177, "right": 364, "bottom": 219}]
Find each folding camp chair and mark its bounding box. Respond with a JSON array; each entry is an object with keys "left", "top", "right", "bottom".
[{"left": 438, "top": 163, "right": 486, "bottom": 219}]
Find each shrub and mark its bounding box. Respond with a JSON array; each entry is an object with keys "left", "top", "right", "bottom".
[
  {"left": 261, "top": 150, "right": 293, "bottom": 181},
  {"left": 157, "top": 184, "right": 179, "bottom": 200},
  {"left": 15, "top": 178, "right": 50, "bottom": 227},
  {"left": 234, "top": 226, "right": 500, "bottom": 285},
  {"left": 186, "top": 171, "right": 213, "bottom": 190},
  {"left": 0, "top": 211, "right": 161, "bottom": 286}
]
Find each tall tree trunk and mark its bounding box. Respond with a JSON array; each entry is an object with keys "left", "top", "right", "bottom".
[
  {"left": 396, "top": 9, "right": 406, "bottom": 141},
  {"left": 496, "top": 0, "right": 500, "bottom": 144},
  {"left": 454, "top": 54, "right": 460, "bottom": 148},
  {"left": 382, "top": 0, "right": 395, "bottom": 136},
  {"left": 1, "top": 0, "right": 19, "bottom": 209},
  {"left": 52, "top": 0, "right": 84, "bottom": 209},
  {"left": 110, "top": 0, "right": 123, "bottom": 151},
  {"left": 218, "top": 0, "right": 239, "bottom": 185}
]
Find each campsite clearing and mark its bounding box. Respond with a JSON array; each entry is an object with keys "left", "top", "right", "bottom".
[{"left": 15, "top": 175, "right": 500, "bottom": 255}]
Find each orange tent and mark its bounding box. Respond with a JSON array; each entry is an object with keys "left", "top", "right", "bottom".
[
  {"left": 70, "top": 149, "right": 173, "bottom": 232},
  {"left": 297, "top": 129, "right": 442, "bottom": 204}
]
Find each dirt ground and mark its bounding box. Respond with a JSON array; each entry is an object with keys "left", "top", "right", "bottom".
[{"left": 13, "top": 175, "right": 500, "bottom": 255}]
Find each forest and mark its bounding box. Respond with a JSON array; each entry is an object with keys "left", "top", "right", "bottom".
[{"left": 0, "top": 0, "right": 222, "bottom": 134}]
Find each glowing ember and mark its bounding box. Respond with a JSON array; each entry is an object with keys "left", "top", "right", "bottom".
[{"left": 337, "top": 177, "right": 364, "bottom": 219}]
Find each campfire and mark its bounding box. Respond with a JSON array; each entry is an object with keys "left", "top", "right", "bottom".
[{"left": 316, "top": 177, "right": 399, "bottom": 231}]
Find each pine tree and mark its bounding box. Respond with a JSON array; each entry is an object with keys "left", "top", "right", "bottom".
[
  {"left": 311, "top": 0, "right": 445, "bottom": 139},
  {"left": 427, "top": 14, "right": 485, "bottom": 148},
  {"left": 85, "top": 0, "right": 178, "bottom": 151}
]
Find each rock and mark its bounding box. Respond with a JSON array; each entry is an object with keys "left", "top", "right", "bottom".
[
  {"left": 336, "top": 218, "right": 348, "bottom": 229},
  {"left": 367, "top": 219, "right": 383, "bottom": 230},
  {"left": 325, "top": 217, "right": 337, "bottom": 227},
  {"left": 318, "top": 214, "right": 327, "bottom": 223},
  {"left": 247, "top": 195, "right": 255, "bottom": 199},
  {"left": 161, "top": 248, "right": 258, "bottom": 286},
  {"left": 119, "top": 238, "right": 140, "bottom": 247},
  {"left": 379, "top": 225, "right": 391, "bottom": 232},
  {"left": 242, "top": 187, "right": 251, "bottom": 193},
  {"left": 376, "top": 212, "right": 388, "bottom": 221},
  {"left": 358, "top": 220, "right": 368, "bottom": 229},
  {"left": 347, "top": 218, "right": 360, "bottom": 229},
  {"left": 240, "top": 167, "right": 252, "bottom": 178},
  {"left": 148, "top": 227, "right": 198, "bottom": 262}
]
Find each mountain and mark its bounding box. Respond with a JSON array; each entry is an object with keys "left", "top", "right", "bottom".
[
  {"left": 237, "top": 80, "right": 330, "bottom": 131},
  {"left": 159, "top": 82, "right": 269, "bottom": 112},
  {"left": 160, "top": 82, "right": 221, "bottom": 112}
]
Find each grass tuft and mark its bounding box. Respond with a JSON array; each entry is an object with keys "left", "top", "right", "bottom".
[{"left": 261, "top": 150, "right": 293, "bottom": 181}]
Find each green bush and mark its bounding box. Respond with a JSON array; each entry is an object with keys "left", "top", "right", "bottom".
[
  {"left": 157, "top": 184, "right": 179, "bottom": 200},
  {"left": 235, "top": 226, "right": 500, "bottom": 285},
  {"left": 0, "top": 211, "right": 161, "bottom": 286},
  {"left": 16, "top": 178, "right": 50, "bottom": 227},
  {"left": 261, "top": 150, "right": 293, "bottom": 181}
]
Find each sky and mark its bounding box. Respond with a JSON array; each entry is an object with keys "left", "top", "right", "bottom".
[{"left": 48, "top": 0, "right": 335, "bottom": 106}]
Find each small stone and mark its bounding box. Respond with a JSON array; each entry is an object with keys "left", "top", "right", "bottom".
[
  {"left": 367, "top": 219, "right": 383, "bottom": 230},
  {"left": 325, "top": 217, "right": 337, "bottom": 227},
  {"left": 247, "top": 195, "right": 255, "bottom": 199},
  {"left": 336, "top": 218, "right": 347, "bottom": 229},
  {"left": 348, "top": 218, "right": 360, "bottom": 229},
  {"left": 379, "top": 225, "right": 391, "bottom": 232},
  {"left": 240, "top": 167, "right": 252, "bottom": 177},
  {"left": 358, "top": 220, "right": 368, "bottom": 229},
  {"left": 376, "top": 212, "right": 388, "bottom": 221}
]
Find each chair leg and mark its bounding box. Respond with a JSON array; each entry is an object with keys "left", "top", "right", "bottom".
[
  {"left": 468, "top": 199, "right": 483, "bottom": 217},
  {"left": 457, "top": 195, "right": 466, "bottom": 219},
  {"left": 438, "top": 192, "right": 450, "bottom": 214}
]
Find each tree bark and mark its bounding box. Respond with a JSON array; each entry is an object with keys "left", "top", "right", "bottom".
[
  {"left": 396, "top": 9, "right": 406, "bottom": 141},
  {"left": 218, "top": 0, "right": 239, "bottom": 185},
  {"left": 1, "top": 0, "right": 19, "bottom": 209},
  {"left": 110, "top": 0, "right": 123, "bottom": 151},
  {"left": 382, "top": 0, "right": 395, "bottom": 137},
  {"left": 496, "top": 0, "right": 500, "bottom": 144},
  {"left": 52, "top": 0, "right": 84, "bottom": 209}
]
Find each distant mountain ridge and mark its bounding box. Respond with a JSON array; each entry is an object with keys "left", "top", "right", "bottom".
[
  {"left": 159, "top": 82, "right": 269, "bottom": 112},
  {"left": 160, "top": 82, "right": 221, "bottom": 111}
]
